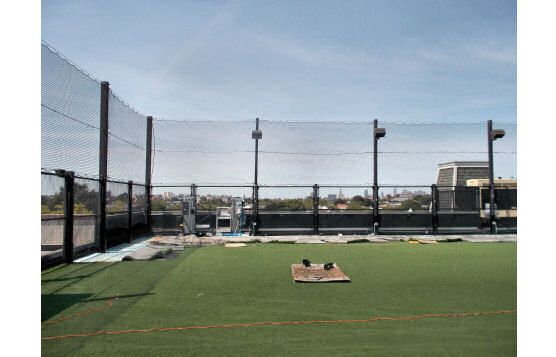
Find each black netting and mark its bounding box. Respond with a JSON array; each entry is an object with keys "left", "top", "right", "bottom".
[
  {"left": 437, "top": 186, "right": 480, "bottom": 212},
  {"left": 107, "top": 91, "right": 147, "bottom": 183},
  {"left": 378, "top": 186, "right": 432, "bottom": 212},
  {"left": 258, "top": 187, "right": 313, "bottom": 212},
  {"left": 495, "top": 189, "right": 517, "bottom": 210},
  {"left": 151, "top": 186, "right": 191, "bottom": 212},
  {"left": 132, "top": 184, "right": 148, "bottom": 230},
  {"left": 106, "top": 182, "right": 129, "bottom": 215},
  {"left": 377, "top": 122, "right": 517, "bottom": 185},
  {"left": 132, "top": 184, "right": 147, "bottom": 212},
  {"left": 152, "top": 120, "right": 254, "bottom": 185},
  {"left": 151, "top": 187, "right": 187, "bottom": 212},
  {"left": 196, "top": 186, "right": 253, "bottom": 211},
  {"left": 480, "top": 188, "right": 518, "bottom": 210},
  {"left": 41, "top": 43, "right": 101, "bottom": 177},
  {"left": 258, "top": 121, "right": 372, "bottom": 185},
  {"left": 492, "top": 122, "right": 517, "bottom": 178},
  {"left": 318, "top": 186, "right": 372, "bottom": 211},
  {"left": 152, "top": 120, "right": 516, "bottom": 186},
  {"left": 73, "top": 178, "right": 99, "bottom": 252},
  {"left": 41, "top": 174, "right": 65, "bottom": 258}
]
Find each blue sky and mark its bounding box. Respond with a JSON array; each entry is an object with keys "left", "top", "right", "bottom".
[
  {"left": 42, "top": 0, "right": 516, "bottom": 123},
  {"left": 41, "top": 1, "right": 517, "bottom": 188}
]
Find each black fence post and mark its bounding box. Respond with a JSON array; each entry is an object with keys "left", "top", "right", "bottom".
[
  {"left": 251, "top": 118, "right": 261, "bottom": 236},
  {"left": 313, "top": 184, "right": 319, "bottom": 235},
  {"left": 128, "top": 181, "right": 133, "bottom": 243},
  {"left": 191, "top": 183, "right": 197, "bottom": 217},
  {"left": 145, "top": 116, "right": 153, "bottom": 233},
  {"left": 373, "top": 119, "right": 380, "bottom": 235},
  {"left": 487, "top": 119, "right": 497, "bottom": 234},
  {"left": 98, "top": 81, "right": 109, "bottom": 252},
  {"left": 431, "top": 184, "right": 438, "bottom": 235},
  {"left": 253, "top": 184, "right": 259, "bottom": 236},
  {"left": 63, "top": 171, "right": 75, "bottom": 264}
]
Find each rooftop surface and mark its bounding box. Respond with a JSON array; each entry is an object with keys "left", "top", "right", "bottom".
[{"left": 42, "top": 241, "right": 516, "bottom": 355}]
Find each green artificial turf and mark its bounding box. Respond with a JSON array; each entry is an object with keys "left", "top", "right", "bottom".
[{"left": 41, "top": 242, "right": 516, "bottom": 356}]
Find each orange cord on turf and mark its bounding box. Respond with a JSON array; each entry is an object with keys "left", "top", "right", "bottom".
[
  {"left": 41, "top": 294, "right": 118, "bottom": 326},
  {"left": 41, "top": 309, "right": 516, "bottom": 341}
]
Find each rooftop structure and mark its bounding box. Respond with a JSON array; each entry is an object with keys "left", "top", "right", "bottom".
[
  {"left": 436, "top": 161, "right": 490, "bottom": 187},
  {"left": 435, "top": 161, "right": 489, "bottom": 211}
]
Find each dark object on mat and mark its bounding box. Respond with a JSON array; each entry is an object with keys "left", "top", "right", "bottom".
[
  {"left": 303, "top": 259, "right": 311, "bottom": 267},
  {"left": 324, "top": 262, "right": 334, "bottom": 270}
]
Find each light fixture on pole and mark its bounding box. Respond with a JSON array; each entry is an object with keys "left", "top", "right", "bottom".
[
  {"left": 251, "top": 118, "right": 262, "bottom": 235},
  {"left": 373, "top": 119, "right": 386, "bottom": 235},
  {"left": 487, "top": 120, "right": 505, "bottom": 234}
]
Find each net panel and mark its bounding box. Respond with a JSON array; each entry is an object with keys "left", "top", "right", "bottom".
[
  {"left": 73, "top": 178, "right": 99, "bottom": 251},
  {"left": 318, "top": 186, "right": 372, "bottom": 211},
  {"left": 377, "top": 122, "right": 517, "bottom": 185},
  {"left": 150, "top": 186, "right": 191, "bottom": 212},
  {"left": 152, "top": 120, "right": 254, "bottom": 185},
  {"left": 378, "top": 186, "right": 432, "bottom": 212},
  {"left": 258, "top": 121, "right": 372, "bottom": 185},
  {"left": 132, "top": 184, "right": 148, "bottom": 228},
  {"left": 132, "top": 184, "right": 148, "bottom": 213},
  {"left": 195, "top": 186, "right": 253, "bottom": 211},
  {"left": 107, "top": 91, "right": 147, "bottom": 183},
  {"left": 152, "top": 120, "right": 515, "bottom": 186},
  {"left": 258, "top": 187, "right": 313, "bottom": 212},
  {"left": 492, "top": 121, "right": 517, "bottom": 179},
  {"left": 41, "top": 174, "right": 65, "bottom": 258},
  {"left": 41, "top": 43, "right": 101, "bottom": 177},
  {"left": 106, "top": 181, "right": 129, "bottom": 215}
]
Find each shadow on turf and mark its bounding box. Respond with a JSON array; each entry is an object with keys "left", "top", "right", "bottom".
[
  {"left": 42, "top": 248, "right": 200, "bottom": 322},
  {"left": 41, "top": 292, "right": 155, "bottom": 322},
  {"left": 42, "top": 263, "right": 119, "bottom": 293},
  {"left": 82, "top": 292, "right": 155, "bottom": 303},
  {"left": 41, "top": 293, "right": 93, "bottom": 321}
]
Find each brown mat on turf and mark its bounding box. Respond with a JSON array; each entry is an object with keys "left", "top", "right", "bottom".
[{"left": 291, "top": 264, "right": 351, "bottom": 283}]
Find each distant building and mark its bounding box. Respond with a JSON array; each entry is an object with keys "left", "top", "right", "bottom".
[
  {"left": 163, "top": 192, "right": 175, "bottom": 200},
  {"left": 386, "top": 197, "right": 406, "bottom": 207},
  {"left": 435, "top": 161, "right": 490, "bottom": 210},
  {"left": 399, "top": 189, "right": 412, "bottom": 199},
  {"left": 338, "top": 188, "right": 345, "bottom": 200},
  {"left": 467, "top": 178, "right": 517, "bottom": 217},
  {"left": 436, "top": 161, "right": 490, "bottom": 187},
  {"left": 364, "top": 189, "right": 369, "bottom": 198},
  {"left": 336, "top": 203, "right": 348, "bottom": 210},
  {"left": 327, "top": 194, "right": 337, "bottom": 201}
]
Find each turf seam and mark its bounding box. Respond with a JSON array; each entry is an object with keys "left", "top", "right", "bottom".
[{"left": 42, "top": 309, "right": 516, "bottom": 341}]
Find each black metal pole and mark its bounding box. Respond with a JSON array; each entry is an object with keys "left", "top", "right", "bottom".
[
  {"left": 487, "top": 120, "right": 496, "bottom": 234},
  {"left": 431, "top": 184, "right": 438, "bottom": 235},
  {"left": 191, "top": 183, "right": 197, "bottom": 217},
  {"left": 313, "top": 184, "right": 319, "bottom": 235},
  {"left": 373, "top": 119, "right": 379, "bottom": 234},
  {"left": 145, "top": 116, "right": 153, "bottom": 233},
  {"left": 98, "top": 81, "right": 109, "bottom": 252},
  {"left": 63, "top": 171, "right": 75, "bottom": 264},
  {"left": 253, "top": 118, "right": 260, "bottom": 236},
  {"left": 128, "top": 181, "right": 133, "bottom": 243}
]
